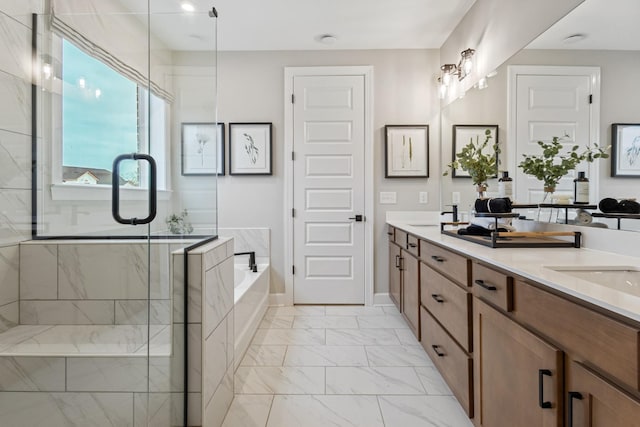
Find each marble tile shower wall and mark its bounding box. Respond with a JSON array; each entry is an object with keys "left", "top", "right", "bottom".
[
  {"left": 19, "top": 242, "right": 172, "bottom": 326},
  {"left": 171, "top": 237, "right": 235, "bottom": 426},
  {"left": 0, "top": 238, "right": 234, "bottom": 426},
  {"left": 0, "top": 3, "right": 39, "bottom": 332},
  {"left": 219, "top": 228, "right": 270, "bottom": 264}
]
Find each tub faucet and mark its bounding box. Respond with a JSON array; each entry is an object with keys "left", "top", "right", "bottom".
[
  {"left": 234, "top": 251, "right": 257, "bottom": 272},
  {"left": 441, "top": 204, "right": 459, "bottom": 222}
]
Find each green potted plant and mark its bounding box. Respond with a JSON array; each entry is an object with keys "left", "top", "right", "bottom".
[
  {"left": 518, "top": 135, "right": 609, "bottom": 201},
  {"left": 444, "top": 129, "right": 500, "bottom": 198}
]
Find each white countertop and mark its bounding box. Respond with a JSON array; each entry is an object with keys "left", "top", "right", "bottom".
[{"left": 387, "top": 219, "right": 640, "bottom": 324}]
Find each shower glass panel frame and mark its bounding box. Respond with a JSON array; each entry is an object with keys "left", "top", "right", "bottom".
[{"left": 27, "top": 2, "right": 219, "bottom": 426}]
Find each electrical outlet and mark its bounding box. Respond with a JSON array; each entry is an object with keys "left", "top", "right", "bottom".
[
  {"left": 419, "top": 192, "right": 428, "bottom": 204},
  {"left": 452, "top": 192, "right": 461, "bottom": 204}
]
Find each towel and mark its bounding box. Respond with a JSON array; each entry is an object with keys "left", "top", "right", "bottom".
[{"left": 474, "top": 197, "right": 513, "bottom": 214}]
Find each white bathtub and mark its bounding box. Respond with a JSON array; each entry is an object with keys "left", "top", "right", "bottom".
[{"left": 233, "top": 263, "right": 269, "bottom": 370}]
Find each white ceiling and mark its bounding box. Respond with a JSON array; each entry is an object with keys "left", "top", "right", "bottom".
[
  {"left": 118, "top": 0, "right": 476, "bottom": 51},
  {"left": 527, "top": 0, "right": 640, "bottom": 50}
]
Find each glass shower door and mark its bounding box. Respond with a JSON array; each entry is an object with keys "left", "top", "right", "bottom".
[{"left": 23, "top": 1, "right": 217, "bottom": 425}]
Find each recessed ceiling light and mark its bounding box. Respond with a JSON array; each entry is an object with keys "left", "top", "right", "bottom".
[
  {"left": 181, "top": 0, "right": 195, "bottom": 12},
  {"left": 563, "top": 34, "right": 586, "bottom": 44},
  {"left": 318, "top": 34, "right": 338, "bottom": 45}
]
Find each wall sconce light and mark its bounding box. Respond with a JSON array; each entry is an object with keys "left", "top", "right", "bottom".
[
  {"left": 438, "top": 48, "right": 476, "bottom": 99},
  {"left": 439, "top": 48, "right": 476, "bottom": 86}
]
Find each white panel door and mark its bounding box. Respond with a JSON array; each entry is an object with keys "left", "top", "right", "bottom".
[
  {"left": 292, "top": 75, "right": 365, "bottom": 304},
  {"left": 514, "top": 73, "right": 595, "bottom": 203}
]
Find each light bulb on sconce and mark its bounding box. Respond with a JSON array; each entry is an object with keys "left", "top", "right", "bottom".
[
  {"left": 440, "top": 64, "right": 456, "bottom": 86},
  {"left": 460, "top": 48, "right": 475, "bottom": 77}
]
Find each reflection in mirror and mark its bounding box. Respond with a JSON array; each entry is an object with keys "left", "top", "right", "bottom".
[{"left": 440, "top": 0, "right": 640, "bottom": 231}]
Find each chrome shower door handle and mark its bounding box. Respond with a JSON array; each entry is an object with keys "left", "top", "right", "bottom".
[{"left": 112, "top": 153, "right": 157, "bottom": 225}]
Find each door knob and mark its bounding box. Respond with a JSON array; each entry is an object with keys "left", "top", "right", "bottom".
[{"left": 348, "top": 215, "right": 364, "bottom": 222}]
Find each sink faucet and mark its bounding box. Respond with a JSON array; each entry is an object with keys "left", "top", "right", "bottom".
[
  {"left": 441, "top": 204, "right": 459, "bottom": 222},
  {"left": 234, "top": 251, "right": 257, "bottom": 272}
]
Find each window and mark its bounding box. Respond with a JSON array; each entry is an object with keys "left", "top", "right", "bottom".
[{"left": 61, "top": 39, "right": 166, "bottom": 188}]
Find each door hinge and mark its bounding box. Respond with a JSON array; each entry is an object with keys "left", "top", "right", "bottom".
[
  {"left": 291, "top": 151, "right": 295, "bottom": 161},
  {"left": 292, "top": 265, "right": 296, "bottom": 275},
  {"left": 292, "top": 208, "right": 296, "bottom": 218},
  {"left": 291, "top": 93, "right": 295, "bottom": 104},
  {"left": 589, "top": 94, "right": 593, "bottom": 104}
]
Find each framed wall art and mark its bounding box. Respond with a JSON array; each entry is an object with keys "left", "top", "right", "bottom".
[
  {"left": 181, "top": 122, "right": 225, "bottom": 176},
  {"left": 384, "top": 125, "right": 429, "bottom": 178},
  {"left": 229, "top": 122, "right": 273, "bottom": 175},
  {"left": 452, "top": 124, "right": 499, "bottom": 178},
  {"left": 611, "top": 123, "right": 640, "bottom": 177}
]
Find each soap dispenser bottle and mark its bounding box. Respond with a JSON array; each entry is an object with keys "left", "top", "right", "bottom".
[
  {"left": 498, "top": 171, "right": 513, "bottom": 200},
  {"left": 574, "top": 171, "right": 589, "bottom": 204}
]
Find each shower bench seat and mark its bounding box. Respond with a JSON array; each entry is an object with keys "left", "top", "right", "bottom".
[{"left": 0, "top": 324, "right": 171, "bottom": 357}]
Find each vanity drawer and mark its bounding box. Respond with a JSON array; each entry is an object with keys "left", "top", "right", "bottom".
[
  {"left": 421, "top": 306, "right": 473, "bottom": 417},
  {"left": 514, "top": 280, "right": 640, "bottom": 391},
  {"left": 419, "top": 241, "right": 470, "bottom": 287},
  {"left": 387, "top": 225, "right": 395, "bottom": 242},
  {"left": 472, "top": 262, "right": 513, "bottom": 312},
  {"left": 421, "top": 263, "right": 472, "bottom": 352},
  {"left": 395, "top": 228, "right": 408, "bottom": 248},
  {"left": 406, "top": 234, "right": 419, "bottom": 257}
]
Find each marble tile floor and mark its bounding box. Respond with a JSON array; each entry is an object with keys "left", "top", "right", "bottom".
[
  {"left": 0, "top": 324, "right": 170, "bottom": 357},
  {"left": 222, "top": 305, "right": 473, "bottom": 427}
]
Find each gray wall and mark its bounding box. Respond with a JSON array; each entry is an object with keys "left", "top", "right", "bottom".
[{"left": 173, "top": 50, "right": 443, "bottom": 295}]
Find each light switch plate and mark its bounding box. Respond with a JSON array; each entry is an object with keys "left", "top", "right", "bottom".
[
  {"left": 419, "top": 192, "right": 428, "bottom": 204},
  {"left": 379, "top": 192, "right": 397, "bottom": 204},
  {"left": 452, "top": 192, "right": 461, "bottom": 204}
]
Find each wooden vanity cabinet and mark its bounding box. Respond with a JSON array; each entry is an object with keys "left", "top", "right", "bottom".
[
  {"left": 388, "top": 240, "right": 402, "bottom": 311},
  {"left": 474, "top": 299, "right": 563, "bottom": 427},
  {"left": 401, "top": 249, "right": 420, "bottom": 338},
  {"left": 512, "top": 279, "right": 640, "bottom": 392},
  {"left": 387, "top": 225, "right": 420, "bottom": 337},
  {"left": 422, "top": 306, "right": 473, "bottom": 417},
  {"left": 566, "top": 360, "right": 640, "bottom": 427}
]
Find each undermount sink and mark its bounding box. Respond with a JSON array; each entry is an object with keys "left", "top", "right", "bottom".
[
  {"left": 545, "top": 266, "right": 640, "bottom": 296},
  {"left": 407, "top": 223, "right": 438, "bottom": 227}
]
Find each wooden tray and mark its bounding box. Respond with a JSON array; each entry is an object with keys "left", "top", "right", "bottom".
[{"left": 440, "top": 223, "right": 581, "bottom": 249}]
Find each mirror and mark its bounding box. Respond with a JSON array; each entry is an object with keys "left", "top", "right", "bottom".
[{"left": 440, "top": 0, "right": 640, "bottom": 232}]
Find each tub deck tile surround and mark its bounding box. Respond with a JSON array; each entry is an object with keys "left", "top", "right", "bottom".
[{"left": 223, "top": 305, "right": 472, "bottom": 427}]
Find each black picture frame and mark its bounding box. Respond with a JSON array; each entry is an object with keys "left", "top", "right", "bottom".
[
  {"left": 229, "top": 123, "right": 273, "bottom": 175},
  {"left": 611, "top": 123, "right": 640, "bottom": 178},
  {"left": 181, "top": 122, "right": 225, "bottom": 176},
  {"left": 384, "top": 124, "right": 429, "bottom": 178},
  {"left": 451, "top": 124, "right": 499, "bottom": 178}
]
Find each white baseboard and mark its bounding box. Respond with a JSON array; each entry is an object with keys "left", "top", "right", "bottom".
[
  {"left": 268, "top": 292, "right": 393, "bottom": 306},
  {"left": 373, "top": 293, "right": 393, "bottom": 306},
  {"left": 269, "top": 293, "right": 289, "bottom": 306}
]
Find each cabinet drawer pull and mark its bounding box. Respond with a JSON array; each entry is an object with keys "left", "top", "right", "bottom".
[
  {"left": 568, "top": 391, "right": 583, "bottom": 427},
  {"left": 538, "top": 369, "right": 553, "bottom": 409},
  {"left": 431, "top": 294, "right": 445, "bottom": 303},
  {"left": 431, "top": 255, "right": 445, "bottom": 263},
  {"left": 408, "top": 242, "right": 417, "bottom": 248},
  {"left": 395, "top": 255, "right": 400, "bottom": 268},
  {"left": 431, "top": 345, "right": 445, "bottom": 357},
  {"left": 475, "top": 279, "right": 497, "bottom": 291},
  {"left": 387, "top": 232, "right": 393, "bottom": 236}
]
